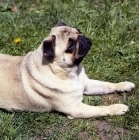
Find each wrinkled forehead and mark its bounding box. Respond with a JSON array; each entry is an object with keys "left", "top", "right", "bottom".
[{"left": 50, "top": 26, "right": 81, "bottom": 38}]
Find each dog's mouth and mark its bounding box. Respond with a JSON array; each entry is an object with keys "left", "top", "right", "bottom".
[{"left": 73, "top": 35, "right": 92, "bottom": 65}]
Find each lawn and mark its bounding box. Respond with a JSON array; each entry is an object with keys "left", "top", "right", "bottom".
[{"left": 0, "top": 0, "right": 139, "bottom": 139}]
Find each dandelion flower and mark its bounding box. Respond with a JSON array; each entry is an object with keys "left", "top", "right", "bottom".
[{"left": 14, "top": 38, "right": 21, "bottom": 44}]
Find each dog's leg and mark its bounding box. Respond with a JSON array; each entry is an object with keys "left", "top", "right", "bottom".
[
  {"left": 84, "top": 79, "right": 135, "bottom": 95},
  {"left": 67, "top": 102, "right": 129, "bottom": 119}
]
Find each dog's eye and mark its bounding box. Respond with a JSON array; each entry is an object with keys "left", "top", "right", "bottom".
[
  {"left": 68, "top": 42, "right": 75, "bottom": 50},
  {"left": 65, "top": 38, "right": 76, "bottom": 53}
]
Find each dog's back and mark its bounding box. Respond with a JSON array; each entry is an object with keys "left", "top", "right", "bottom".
[{"left": 0, "top": 54, "right": 29, "bottom": 111}]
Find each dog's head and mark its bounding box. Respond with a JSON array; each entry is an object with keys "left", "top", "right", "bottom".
[{"left": 42, "top": 23, "right": 92, "bottom": 66}]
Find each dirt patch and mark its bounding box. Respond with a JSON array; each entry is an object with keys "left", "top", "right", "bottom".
[
  {"left": 78, "top": 131, "right": 89, "bottom": 140},
  {"left": 29, "top": 135, "right": 44, "bottom": 140},
  {"left": 93, "top": 120, "right": 126, "bottom": 140},
  {"left": 102, "top": 93, "right": 124, "bottom": 105}
]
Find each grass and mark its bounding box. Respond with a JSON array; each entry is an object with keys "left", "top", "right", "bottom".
[{"left": 0, "top": 0, "right": 139, "bottom": 139}]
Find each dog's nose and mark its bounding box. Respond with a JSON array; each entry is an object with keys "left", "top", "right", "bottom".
[
  {"left": 78, "top": 35, "right": 92, "bottom": 56},
  {"left": 79, "top": 36, "right": 92, "bottom": 46}
]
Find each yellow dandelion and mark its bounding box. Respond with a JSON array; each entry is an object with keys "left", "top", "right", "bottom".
[{"left": 14, "top": 38, "right": 21, "bottom": 44}]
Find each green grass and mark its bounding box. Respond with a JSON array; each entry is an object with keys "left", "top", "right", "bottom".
[{"left": 0, "top": 0, "right": 139, "bottom": 139}]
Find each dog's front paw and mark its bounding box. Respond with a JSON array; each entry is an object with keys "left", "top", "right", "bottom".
[
  {"left": 108, "top": 104, "right": 129, "bottom": 115},
  {"left": 116, "top": 82, "right": 135, "bottom": 92}
]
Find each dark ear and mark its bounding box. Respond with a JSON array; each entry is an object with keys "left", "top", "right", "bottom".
[
  {"left": 76, "top": 28, "right": 82, "bottom": 34},
  {"left": 43, "top": 35, "right": 56, "bottom": 63},
  {"left": 55, "top": 22, "right": 67, "bottom": 27}
]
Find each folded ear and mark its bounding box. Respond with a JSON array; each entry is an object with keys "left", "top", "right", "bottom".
[
  {"left": 55, "top": 22, "right": 67, "bottom": 27},
  {"left": 43, "top": 35, "right": 56, "bottom": 63}
]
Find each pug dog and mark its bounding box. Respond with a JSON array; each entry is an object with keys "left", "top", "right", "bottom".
[{"left": 0, "top": 23, "right": 135, "bottom": 119}]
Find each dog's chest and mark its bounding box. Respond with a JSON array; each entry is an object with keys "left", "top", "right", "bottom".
[{"left": 70, "top": 76, "right": 84, "bottom": 92}]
